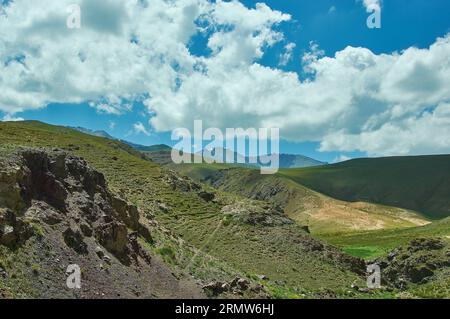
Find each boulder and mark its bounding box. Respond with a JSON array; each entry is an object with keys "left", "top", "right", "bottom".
[
  {"left": 95, "top": 221, "right": 128, "bottom": 255},
  {"left": 0, "top": 148, "right": 155, "bottom": 270},
  {"left": 0, "top": 208, "right": 34, "bottom": 248},
  {"left": 202, "top": 281, "right": 228, "bottom": 296},
  {"left": 0, "top": 225, "right": 15, "bottom": 247},
  {"left": 203, "top": 277, "right": 268, "bottom": 297},
  {"left": 221, "top": 201, "right": 293, "bottom": 227},
  {"left": 0, "top": 266, "right": 7, "bottom": 279},
  {"left": 236, "top": 278, "right": 250, "bottom": 290},
  {"left": 0, "top": 161, "right": 28, "bottom": 213},
  {"left": 300, "top": 225, "right": 310, "bottom": 234},
  {"left": 373, "top": 238, "right": 449, "bottom": 288},
  {"left": 95, "top": 246, "right": 105, "bottom": 259},
  {"left": 112, "top": 196, "right": 139, "bottom": 230},
  {"left": 197, "top": 191, "right": 215, "bottom": 202},
  {"left": 80, "top": 222, "right": 93, "bottom": 237},
  {"left": 63, "top": 227, "right": 88, "bottom": 255},
  {"left": 408, "top": 238, "right": 445, "bottom": 252},
  {"left": 406, "top": 265, "right": 434, "bottom": 283},
  {"left": 25, "top": 201, "right": 62, "bottom": 225}
]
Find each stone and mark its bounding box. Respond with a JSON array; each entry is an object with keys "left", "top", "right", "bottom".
[
  {"left": 221, "top": 282, "right": 230, "bottom": 291},
  {"left": 407, "top": 265, "right": 434, "bottom": 283},
  {"left": 202, "top": 281, "right": 227, "bottom": 296},
  {"left": 0, "top": 225, "right": 15, "bottom": 246},
  {"left": 111, "top": 196, "right": 139, "bottom": 230},
  {"left": 158, "top": 203, "right": 169, "bottom": 213},
  {"left": 80, "top": 222, "right": 93, "bottom": 237},
  {"left": 250, "top": 283, "right": 265, "bottom": 293},
  {"left": 197, "top": 191, "right": 215, "bottom": 202},
  {"left": 236, "top": 278, "right": 250, "bottom": 290},
  {"left": 0, "top": 267, "right": 7, "bottom": 279},
  {"left": 358, "top": 288, "right": 370, "bottom": 293},
  {"left": 95, "top": 221, "right": 128, "bottom": 255},
  {"left": 95, "top": 246, "right": 105, "bottom": 259},
  {"left": 138, "top": 224, "right": 153, "bottom": 243},
  {"left": 408, "top": 238, "right": 445, "bottom": 252},
  {"left": 24, "top": 201, "right": 63, "bottom": 225},
  {"left": 221, "top": 201, "right": 293, "bottom": 227},
  {"left": 300, "top": 225, "right": 310, "bottom": 234},
  {"left": 63, "top": 227, "right": 88, "bottom": 255},
  {"left": 0, "top": 209, "right": 34, "bottom": 248},
  {"left": 103, "top": 255, "right": 112, "bottom": 265},
  {"left": 387, "top": 250, "right": 398, "bottom": 261}
]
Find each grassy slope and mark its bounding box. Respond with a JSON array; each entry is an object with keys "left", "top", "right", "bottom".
[
  {"left": 0, "top": 121, "right": 367, "bottom": 298},
  {"left": 319, "top": 217, "right": 450, "bottom": 259},
  {"left": 279, "top": 156, "right": 450, "bottom": 220},
  {"left": 171, "top": 164, "right": 429, "bottom": 234},
  {"left": 165, "top": 156, "right": 450, "bottom": 299}
]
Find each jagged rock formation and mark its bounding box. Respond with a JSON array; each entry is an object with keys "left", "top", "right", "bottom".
[
  {"left": 163, "top": 170, "right": 202, "bottom": 193},
  {"left": 221, "top": 201, "right": 293, "bottom": 226},
  {"left": 202, "top": 277, "right": 268, "bottom": 298},
  {"left": 1, "top": 148, "right": 150, "bottom": 261},
  {"left": 0, "top": 148, "right": 203, "bottom": 298},
  {"left": 163, "top": 169, "right": 217, "bottom": 202},
  {"left": 373, "top": 238, "right": 450, "bottom": 290}
]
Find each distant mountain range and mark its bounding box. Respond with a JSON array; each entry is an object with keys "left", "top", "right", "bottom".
[
  {"left": 69, "top": 126, "right": 326, "bottom": 168},
  {"left": 70, "top": 126, "right": 171, "bottom": 151},
  {"left": 253, "top": 153, "right": 326, "bottom": 168},
  {"left": 201, "top": 147, "right": 326, "bottom": 168},
  {"left": 68, "top": 126, "right": 115, "bottom": 139},
  {"left": 122, "top": 141, "right": 172, "bottom": 152},
  {"left": 3, "top": 121, "right": 449, "bottom": 299}
]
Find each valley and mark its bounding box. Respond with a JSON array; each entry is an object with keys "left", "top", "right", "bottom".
[
  {"left": 0, "top": 121, "right": 449, "bottom": 299},
  {"left": 168, "top": 163, "right": 431, "bottom": 235}
]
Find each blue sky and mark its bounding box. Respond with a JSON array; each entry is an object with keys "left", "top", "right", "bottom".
[{"left": 1, "top": 0, "right": 450, "bottom": 163}]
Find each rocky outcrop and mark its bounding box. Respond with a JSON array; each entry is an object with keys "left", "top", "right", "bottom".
[
  {"left": 0, "top": 148, "right": 207, "bottom": 299},
  {"left": 373, "top": 238, "right": 450, "bottom": 289},
  {"left": 163, "top": 170, "right": 201, "bottom": 192},
  {"left": 63, "top": 227, "right": 88, "bottom": 255},
  {"left": 0, "top": 208, "right": 34, "bottom": 248},
  {"left": 163, "top": 170, "right": 218, "bottom": 203},
  {"left": 197, "top": 191, "right": 215, "bottom": 202},
  {"left": 0, "top": 148, "right": 152, "bottom": 262},
  {"left": 202, "top": 277, "right": 268, "bottom": 298},
  {"left": 221, "top": 201, "right": 293, "bottom": 226}
]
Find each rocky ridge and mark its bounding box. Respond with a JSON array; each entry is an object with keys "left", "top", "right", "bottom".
[{"left": 0, "top": 148, "right": 203, "bottom": 298}]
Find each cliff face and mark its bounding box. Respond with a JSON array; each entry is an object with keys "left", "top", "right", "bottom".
[{"left": 0, "top": 148, "right": 203, "bottom": 298}]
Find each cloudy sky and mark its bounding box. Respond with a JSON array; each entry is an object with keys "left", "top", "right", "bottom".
[{"left": 1, "top": 0, "right": 449, "bottom": 162}]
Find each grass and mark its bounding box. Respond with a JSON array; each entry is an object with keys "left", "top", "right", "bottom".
[
  {"left": 171, "top": 163, "right": 430, "bottom": 234},
  {"left": 409, "top": 273, "right": 450, "bottom": 299},
  {"left": 341, "top": 246, "right": 383, "bottom": 259},
  {"left": 0, "top": 120, "right": 368, "bottom": 297},
  {"left": 278, "top": 156, "right": 450, "bottom": 220},
  {"left": 169, "top": 156, "right": 450, "bottom": 268},
  {"left": 157, "top": 246, "right": 177, "bottom": 264},
  {"left": 318, "top": 217, "right": 450, "bottom": 260}
]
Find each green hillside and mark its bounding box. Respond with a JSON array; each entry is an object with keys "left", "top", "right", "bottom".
[
  {"left": 0, "top": 121, "right": 369, "bottom": 298},
  {"left": 279, "top": 156, "right": 450, "bottom": 220},
  {"left": 125, "top": 142, "right": 172, "bottom": 152},
  {"left": 170, "top": 164, "right": 430, "bottom": 234},
  {"left": 320, "top": 217, "right": 450, "bottom": 259},
  {"left": 1, "top": 121, "right": 448, "bottom": 299}
]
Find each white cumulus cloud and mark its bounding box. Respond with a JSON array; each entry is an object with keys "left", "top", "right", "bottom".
[
  {"left": 133, "top": 122, "right": 150, "bottom": 136},
  {"left": 278, "top": 42, "right": 296, "bottom": 66},
  {"left": 361, "top": 0, "right": 381, "bottom": 11},
  {"left": 0, "top": 0, "right": 449, "bottom": 156},
  {"left": 2, "top": 114, "right": 24, "bottom": 122}
]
